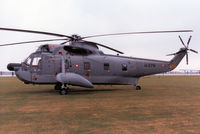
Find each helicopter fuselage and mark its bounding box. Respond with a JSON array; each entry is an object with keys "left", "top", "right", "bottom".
[
  {"left": 11, "top": 44, "right": 186, "bottom": 87},
  {"left": 0, "top": 27, "right": 195, "bottom": 95}
]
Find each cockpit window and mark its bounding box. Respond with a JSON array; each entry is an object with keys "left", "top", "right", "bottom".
[
  {"left": 122, "top": 63, "right": 128, "bottom": 71},
  {"left": 32, "top": 57, "right": 41, "bottom": 66},
  {"left": 25, "top": 57, "right": 32, "bottom": 65}
]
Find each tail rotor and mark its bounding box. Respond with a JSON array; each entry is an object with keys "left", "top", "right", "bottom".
[{"left": 167, "top": 35, "right": 198, "bottom": 64}]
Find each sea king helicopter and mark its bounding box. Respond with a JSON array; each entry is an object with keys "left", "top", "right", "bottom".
[{"left": 0, "top": 28, "right": 198, "bottom": 95}]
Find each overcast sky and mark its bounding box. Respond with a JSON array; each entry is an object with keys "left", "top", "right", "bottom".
[{"left": 0, "top": 0, "right": 199, "bottom": 71}]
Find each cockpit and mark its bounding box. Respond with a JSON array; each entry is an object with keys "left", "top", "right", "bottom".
[
  {"left": 24, "top": 55, "right": 41, "bottom": 67},
  {"left": 22, "top": 54, "right": 43, "bottom": 74}
]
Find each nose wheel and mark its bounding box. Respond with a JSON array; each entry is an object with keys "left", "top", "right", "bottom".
[
  {"left": 135, "top": 85, "right": 141, "bottom": 90},
  {"left": 60, "top": 84, "right": 69, "bottom": 95}
]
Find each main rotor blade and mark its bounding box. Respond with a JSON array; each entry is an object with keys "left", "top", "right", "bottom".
[
  {"left": 97, "top": 43, "right": 124, "bottom": 54},
  {"left": 0, "top": 27, "right": 73, "bottom": 39},
  {"left": 60, "top": 40, "right": 71, "bottom": 45},
  {"left": 82, "top": 30, "right": 193, "bottom": 39},
  {"left": 84, "top": 40, "right": 124, "bottom": 54},
  {"left": 187, "top": 35, "right": 192, "bottom": 48},
  {"left": 178, "top": 35, "right": 187, "bottom": 48},
  {"left": 0, "top": 38, "right": 67, "bottom": 47},
  {"left": 189, "top": 49, "right": 198, "bottom": 54}
]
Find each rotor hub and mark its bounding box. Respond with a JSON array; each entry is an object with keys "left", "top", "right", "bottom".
[{"left": 71, "top": 34, "right": 82, "bottom": 41}]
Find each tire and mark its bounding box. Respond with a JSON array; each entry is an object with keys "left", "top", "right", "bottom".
[
  {"left": 136, "top": 86, "right": 141, "bottom": 90},
  {"left": 59, "top": 89, "right": 67, "bottom": 95}
]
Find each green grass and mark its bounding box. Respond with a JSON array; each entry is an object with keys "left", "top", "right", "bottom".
[{"left": 0, "top": 76, "right": 200, "bottom": 134}]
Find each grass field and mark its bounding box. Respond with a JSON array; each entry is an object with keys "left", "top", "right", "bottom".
[{"left": 0, "top": 76, "right": 200, "bottom": 134}]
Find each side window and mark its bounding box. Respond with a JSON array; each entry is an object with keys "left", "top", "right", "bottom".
[
  {"left": 84, "top": 62, "right": 91, "bottom": 70},
  {"left": 122, "top": 63, "right": 128, "bottom": 71},
  {"left": 104, "top": 63, "right": 110, "bottom": 70},
  {"left": 32, "top": 57, "right": 41, "bottom": 66}
]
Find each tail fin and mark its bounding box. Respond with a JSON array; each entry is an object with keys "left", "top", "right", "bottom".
[
  {"left": 167, "top": 35, "right": 197, "bottom": 71},
  {"left": 169, "top": 48, "right": 186, "bottom": 70}
]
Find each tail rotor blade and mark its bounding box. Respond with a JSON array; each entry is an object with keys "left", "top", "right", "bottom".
[
  {"left": 187, "top": 36, "right": 192, "bottom": 48},
  {"left": 170, "top": 35, "right": 197, "bottom": 65},
  {"left": 189, "top": 49, "right": 198, "bottom": 54},
  {"left": 179, "top": 35, "right": 187, "bottom": 48},
  {"left": 186, "top": 53, "right": 189, "bottom": 65},
  {"left": 166, "top": 52, "right": 177, "bottom": 56}
]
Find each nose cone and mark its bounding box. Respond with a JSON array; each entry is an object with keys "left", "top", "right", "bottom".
[
  {"left": 15, "top": 69, "right": 32, "bottom": 84},
  {"left": 7, "top": 63, "right": 21, "bottom": 71}
]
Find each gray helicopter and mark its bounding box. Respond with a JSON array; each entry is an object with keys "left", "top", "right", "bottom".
[{"left": 0, "top": 28, "right": 198, "bottom": 95}]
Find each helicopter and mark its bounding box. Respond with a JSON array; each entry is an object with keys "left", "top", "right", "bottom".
[{"left": 0, "top": 28, "right": 198, "bottom": 95}]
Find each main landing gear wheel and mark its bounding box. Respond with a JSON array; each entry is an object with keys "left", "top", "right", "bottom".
[
  {"left": 135, "top": 85, "right": 141, "bottom": 90},
  {"left": 59, "top": 84, "right": 69, "bottom": 95},
  {"left": 59, "top": 89, "right": 68, "bottom": 95}
]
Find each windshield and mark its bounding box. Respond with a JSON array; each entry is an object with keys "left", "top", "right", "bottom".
[
  {"left": 24, "top": 56, "right": 32, "bottom": 65},
  {"left": 23, "top": 54, "right": 42, "bottom": 66}
]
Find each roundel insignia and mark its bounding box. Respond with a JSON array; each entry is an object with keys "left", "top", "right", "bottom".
[{"left": 169, "top": 64, "right": 177, "bottom": 69}]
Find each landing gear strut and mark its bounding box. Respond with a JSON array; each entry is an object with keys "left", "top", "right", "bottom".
[{"left": 55, "top": 83, "right": 62, "bottom": 90}]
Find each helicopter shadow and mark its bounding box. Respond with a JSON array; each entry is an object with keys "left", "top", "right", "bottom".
[
  {"left": 19, "top": 88, "right": 121, "bottom": 95},
  {"left": 67, "top": 88, "right": 120, "bottom": 95},
  {"left": 17, "top": 89, "right": 56, "bottom": 95}
]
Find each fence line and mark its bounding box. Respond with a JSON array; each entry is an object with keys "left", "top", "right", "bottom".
[
  {"left": 0, "top": 70, "right": 200, "bottom": 77},
  {"left": 0, "top": 71, "right": 15, "bottom": 76}
]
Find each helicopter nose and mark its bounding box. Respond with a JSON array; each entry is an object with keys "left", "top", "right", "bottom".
[
  {"left": 15, "top": 69, "right": 31, "bottom": 84},
  {"left": 7, "top": 63, "right": 21, "bottom": 71}
]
